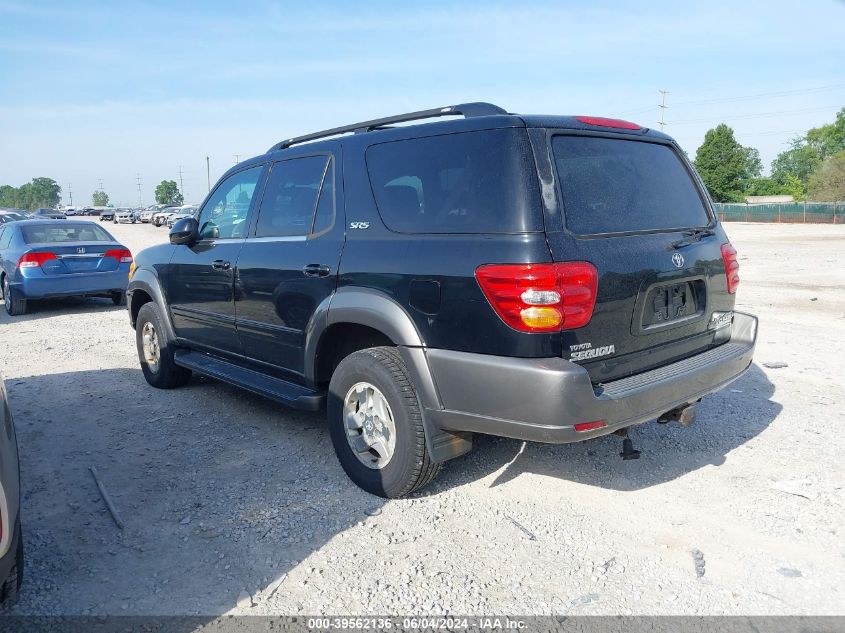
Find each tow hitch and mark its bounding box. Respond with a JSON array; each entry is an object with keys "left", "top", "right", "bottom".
[
  {"left": 614, "top": 427, "right": 641, "bottom": 460},
  {"left": 657, "top": 403, "right": 697, "bottom": 427}
]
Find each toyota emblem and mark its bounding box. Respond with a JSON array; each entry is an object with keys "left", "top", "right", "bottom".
[{"left": 672, "top": 252, "right": 684, "bottom": 268}]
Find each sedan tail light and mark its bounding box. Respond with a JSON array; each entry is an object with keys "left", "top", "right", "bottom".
[
  {"left": 17, "top": 252, "right": 57, "bottom": 268},
  {"left": 475, "top": 262, "right": 598, "bottom": 333},
  {"left": 720, "top": 243, "right": 739, "bottom": 294},
  {"left": 105, "top": 248, "right": 133, "bottom": 263}
]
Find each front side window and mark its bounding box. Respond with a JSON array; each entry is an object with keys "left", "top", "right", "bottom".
[
  {"left": 255, "top": 156, "right": 330, "bottom": 238},
  {"left": 197, "top": 166, "right": 263, "bottom": 240}
]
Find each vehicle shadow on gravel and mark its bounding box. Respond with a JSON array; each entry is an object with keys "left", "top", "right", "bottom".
[
  {"left": 0, "top": 297, "right": 124, "bottom": 323},
  {"left": 435, "top": 363, "right": 781, "bottom": 493},
  {"left": 7, "top": 367, "right": 384, "bottom": 617}
]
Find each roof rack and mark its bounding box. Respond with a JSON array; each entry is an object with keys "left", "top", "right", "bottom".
[{"left": 268, "top": 102, "right": 508, "bottom": 152}]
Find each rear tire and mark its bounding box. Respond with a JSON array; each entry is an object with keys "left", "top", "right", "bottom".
[
  {"left": 0, "top": 523, "right": 23, "bottom": 613},
  {"left": 327, "top": 346, "right": 441, "bottom": 498},
  {"left": 135, "top": 302, "right": 191, "bottom": 389},
  {"left": 2, "top": 277, "right": 27, "bottom": 316}
]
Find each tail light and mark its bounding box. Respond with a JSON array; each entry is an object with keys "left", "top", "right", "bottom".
[
  {"left": 576, "top": 115, "right": 641, "bottom": 130},
  {"left": 17, "top": 252, "right": 57, "bottom": 268},
  {"left": 475, "top": 262, "right": 598, "bottom": 333},
  {"left": 720, "top": 243, "right": 739, "bottom": 294},
  {"left": 105, "top": 248, "right": 133, "bottom": 263}
]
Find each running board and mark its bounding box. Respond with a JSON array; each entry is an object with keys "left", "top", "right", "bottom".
[{"left": 173, "top": 350, "right": 324, "bottom": 411}]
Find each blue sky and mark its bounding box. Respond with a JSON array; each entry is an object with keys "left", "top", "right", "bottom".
[{"left": 1, "top": 0, "right": 843, "bottom": 206}]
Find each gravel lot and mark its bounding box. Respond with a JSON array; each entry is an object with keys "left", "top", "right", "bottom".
[{"left": 1, "top": 220, "right": 843, "bottom": 617}]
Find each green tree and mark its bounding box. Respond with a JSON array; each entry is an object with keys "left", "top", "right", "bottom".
[
  {"left": 155, "top": 180, "right": 183, "bottom": 206},
  {"left": 805, "top": 107, "right": 845, "bottom": 159},
  {"left": 771, "top": 143, "right": 820, "bottom": 193},
  {"left": 694, "top": 124, "right": 760, "bottom": 202},
  {"left": 744, "top": 177, "right": 791, "bottom": 197},
  {"left": 28, "top": 177, "right": 62, "bottom": 209},
  {"left": 0, "top": 184, "right": 16, "bottom": 207},
  {"left": 92, "top": 190, "right": 109, "bottom": 206},
  {"left": 808, "top": 150, "right": 845, "bottom": 202}
]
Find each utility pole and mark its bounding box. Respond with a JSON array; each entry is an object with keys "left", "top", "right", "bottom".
[
  {"left": 658, "top": 89, "right": 669, "bottom": 131},
  {"left": 98, "top": 179, "right": 104, "bottom": 191},
  {"left": 206, "top": 156, "right": 211, "bottom": 192},
  {"left": 136, "top": 174, "right": 143, "bottom": 206},
  {"left": 178, "top": 166, "right": 184, "bottom": 199},
  {"left": 67, "top": 183, "right": 73, "bottom": 206},
  {"left": 233, "top": 154, "right": 241, "bottom": 164}
]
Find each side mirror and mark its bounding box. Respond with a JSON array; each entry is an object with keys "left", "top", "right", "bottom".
[{"left": 170, "top": 217, "right": 199, "bottom": 245}]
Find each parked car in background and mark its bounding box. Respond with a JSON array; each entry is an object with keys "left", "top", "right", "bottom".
[
  {"left": 152, "top": 206, "right": 180, "bottom": 227},
  {"left": 33, "top": 208, "right": 65, "bottom": 220},
  {"left": 0, "top": 220, "right": 132, "bottom": 315},
  {"left": 98, "top": 208, "right": 115, "bottom": 222},
  {"left": 138, "top": 207, "right": 156, "bottom": 223},
  {"left": 0, "top": 210, "right": 28, "bottom": 224},
  {"left": 165, "top": 206, "right": 199, "bottom": 228},
  {"left": 62, "top": 207, "right": 79, "bottom": 216},
  {"left": 113, "top": 208, "right": 137, "bottom": 224},
  {"left": 0, "top": 374, "right": 23, "bottom": 612},
  {"left": 80, "top": 207, "right": 98, "bottom": 216}
]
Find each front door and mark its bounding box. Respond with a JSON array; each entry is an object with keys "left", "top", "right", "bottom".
[
  {"left": 235, "top": 151, "right": 344, "bottom": 378},
  {"left": 168, "top": 164, "right": 265, "bottom": 355}
]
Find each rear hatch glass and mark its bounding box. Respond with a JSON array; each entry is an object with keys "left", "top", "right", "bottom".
[
  {"left": 552, "top": 135, "right": 711, "bottom": 234},
  {"left": 21, "top": 223, "right": 114, "bottom": 244},
  {"left": 548, "top": 135, "right": 730, "bottom": 384}
]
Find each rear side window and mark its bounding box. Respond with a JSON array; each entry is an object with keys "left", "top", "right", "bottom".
[
  {"left": 366, "top": 129, "right": 543, "bottom": 234},
  {"left": 256, "top": 156, "right": 330, "bottom": 237},
  {"left": 21, "top": 224, "right": 113, "bottom": 243},
  {"left": 552, "top": 136, "right": 710, "bottom": 235}
]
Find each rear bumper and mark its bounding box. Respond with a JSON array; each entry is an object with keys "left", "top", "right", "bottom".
[
  {"left": 425, "top": 312, "right": 757, "bottom": 443},
  {"left": 12, "top": 270, "right": 128, "bottom": 299}
]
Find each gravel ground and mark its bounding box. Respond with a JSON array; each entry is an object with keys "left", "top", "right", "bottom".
[{"left": 0, "top": 220, "right": 843, "bottom": 616}]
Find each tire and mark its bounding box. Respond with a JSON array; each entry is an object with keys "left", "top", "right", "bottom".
[
  {"left": 327, "top": 346, "right": 441, "bottom": 498},
  {"left": 111, "top": 291, "right": 126, "bottom": 306},
  {"left": 0, "top": 523, "right": 24, "bottom": 613},
  {"left": 2, "top": 276, "right": 27, "bottom": 316},
  {"left": 135, "top": 302, "right": 191, "bottom": 389}
]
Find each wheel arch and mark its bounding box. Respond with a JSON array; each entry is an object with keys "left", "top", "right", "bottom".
[{"left": 127, "top": 268, "right": 176, "bottom": 341}]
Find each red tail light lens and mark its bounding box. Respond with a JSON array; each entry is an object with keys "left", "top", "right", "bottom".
[
  {"left": 475, "top": 262, "right": 598, "bottom": 333},
  {"left": 720, "top": 243, "right": 739, "bottom": 294},
  {"left": 105, "top": 248, "right": 133, "bottom": 263},
  {"left": 17, "top": 252, "right": 57, "bottom": 268},
  {"left": 576, "top": 116, "right": 641, "bottom": 130}
]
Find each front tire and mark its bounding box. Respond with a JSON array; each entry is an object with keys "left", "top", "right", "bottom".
[
  {"left": 2, "top": 276, "right": 27, "bottom": 316},
  {"left": 135, "top": 302, "right": 191, "bottom": 389},
  {"left": 327, "top": 347, "right": 441, "bottom": 498}
]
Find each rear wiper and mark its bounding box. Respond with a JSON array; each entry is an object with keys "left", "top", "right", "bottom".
[{"left": 670, "top": 228, "right": 715, "bottom": 249}]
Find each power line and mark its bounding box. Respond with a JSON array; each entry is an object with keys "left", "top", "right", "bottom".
[
  {"left": 658, "top": 89, "right": 669, "bottom": 131},
  {"left": 669, "top": 104, "right": 839, "bottom": 125}
]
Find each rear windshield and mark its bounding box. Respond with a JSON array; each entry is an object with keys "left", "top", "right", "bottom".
[
  {"left": 366, "top": 129, "right": 543, "bottom": 234},
  {"left": 21, "top": 223, "right": 114, "bottom": 243},
  {"left": 552, "top": 136, "right": 710, "bottom": 234}
]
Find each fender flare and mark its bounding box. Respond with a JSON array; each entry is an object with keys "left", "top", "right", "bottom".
[{"left": 127, "top": 268, "right": 177, "bottom": 343}]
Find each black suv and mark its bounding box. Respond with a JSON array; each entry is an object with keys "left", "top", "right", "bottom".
[{"left": 127, "top": 103, "right": 757, "bottom": 498}]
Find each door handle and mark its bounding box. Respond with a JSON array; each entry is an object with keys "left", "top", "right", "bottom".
[
  {"left": 211, "top": 260, "right": 231, "bottom": 271},
  {"left": 303, "top": 263, "right": 331, "bottom": 277}
]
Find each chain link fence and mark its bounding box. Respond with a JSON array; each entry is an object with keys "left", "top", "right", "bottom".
[{"left": 713, "top": 202, "right": 844, "bottom": 223}]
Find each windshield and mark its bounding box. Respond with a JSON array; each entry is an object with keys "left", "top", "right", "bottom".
[
  {"left": 21, "top": 223, "right": 115, "bottom": 243},
  {"left": 552, "top": 136, "right": 711, "bottom": 235}
]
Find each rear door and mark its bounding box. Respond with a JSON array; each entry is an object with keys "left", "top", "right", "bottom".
[
  {"left": 235, "top": 150, "right": 343, "bottom": 378},
  {"left": 543, "top": 132, "right": 735, "bottom": 383},
  {"left": 167, "top": 164, "right": 265, "bottom": 356}
]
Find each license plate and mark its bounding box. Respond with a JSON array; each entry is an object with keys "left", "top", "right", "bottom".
[{"left": 642, "top": 282, "right": 701, "bottom": 327}]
